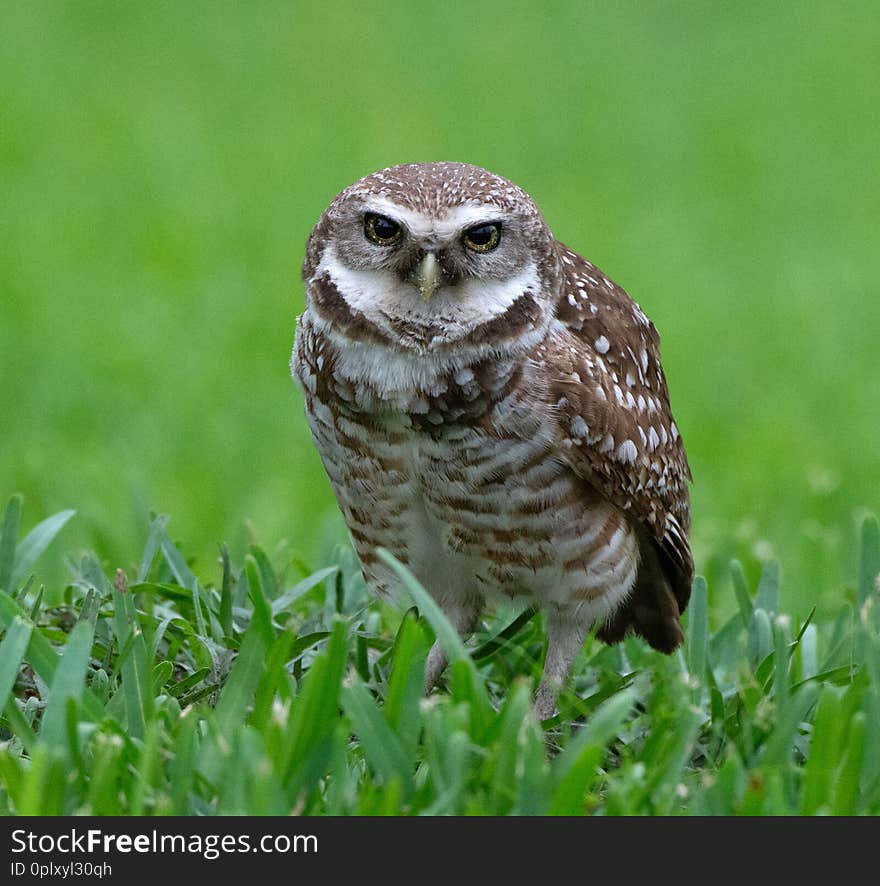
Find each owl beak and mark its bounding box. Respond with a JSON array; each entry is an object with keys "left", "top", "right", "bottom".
[{"left": 414, "top": 252, "right": 442, "bottom": 301}]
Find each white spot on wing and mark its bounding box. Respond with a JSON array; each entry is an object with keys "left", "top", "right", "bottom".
[
  {"left": 594, "top": 335, "right": 610, "bottom": 354},
  {"left": 570, "top": 415, "right": 588, "bottom": 437},
  {"left": 617, "top": 440, "right": 638, "bottom": 463}
]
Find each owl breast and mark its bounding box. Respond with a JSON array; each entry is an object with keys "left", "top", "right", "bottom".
[{"left": 294, "top": 311, "right": 640, "bottom": 622}]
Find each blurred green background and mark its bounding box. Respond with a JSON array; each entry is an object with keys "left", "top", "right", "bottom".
[{"left": 2, "top": 2, "right": 877, "bottom": 613}]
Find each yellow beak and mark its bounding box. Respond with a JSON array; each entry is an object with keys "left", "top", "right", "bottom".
[{"left": 415, "top": 252, "right": 442, "bottom": 301}]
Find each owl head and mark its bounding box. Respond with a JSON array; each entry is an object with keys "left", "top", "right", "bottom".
[{"left": 302, "top": 162, "right": 561, "bottom": 353}]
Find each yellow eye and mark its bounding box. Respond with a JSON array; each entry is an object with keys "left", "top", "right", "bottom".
[
  {"left": 364, "top": 213, "right": 402, "bottom": 246},
  {"left": 462, "top": 222, "right": 501, "bottom": 253}
]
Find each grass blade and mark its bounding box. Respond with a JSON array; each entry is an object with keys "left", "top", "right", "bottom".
[
  {"left": 137, "top": 514, "right": 169, "bottom": 583},
  {"left": 16, "top": 745, "right": 68, "bottom": 815},
  {"left": 214, "top": 618, "right": 269, "bottom": 733},
  {"left": 687, "top": 576, "right": 709, "bottom": 687},
  {"left": 219, "top": 544, "right": 234, "bottom": 637},
  {"left": 0, "top": 591, "right": 59, "bottom": 683},
  {"left": 762, "top": 682, "right": 820, "bottom": 770},
  {"left": 171, "top": 713, "right": 199, "bottom": 813},
  {"left": 800, "top": 685, "right": 841, "bottom": 814},
  {"left": 281, "top": 618, "right": 348, "bottom": 796},
  {"left": 166, "top": 666, "right": 210, "bottom": 698},
  {"left": 342, "top": 677, "right": 413, "bottom": 791},
  {"left": 755, "top": 560, "right": 780, "bottom": 615},
  {"left": 832, "top": 712, "right": 866, "bottom": 815},
  {"left": 4, "top": 696, "right": 38, "bottom": 754},
  {"left": 490, "top": 681, "right": 545, "bottom": 814},
  {"left": 249, "top": 544, "right": 279, "bottom": 601},
  {"left": 10, "top": 509, "right": 76, "bottom": 589},
  {"left": 0, "top": 495, "right": 23, "bottom": 592},
  {"left": 159, "top": 531, "right": 208, "bottom": 637},
  {"left": 112, "top": 571, "right": 153, "bottom": 739},
  {"left": 271, "top": 566, "right": 339, "bottom": 616},
  {"left": 473, "top": 607, "right": 538, "bottom": 661},
  {"left": 245, "top": 555, "right": 274, "bottom": 647},
  {"left": 250, "top": 628, "right": 297, "bottom": 731},
  {"left": 383, "top": 610, "right": 427, "bottom": 759},
  {"left": 729, "top": 559, "right": 754, "bottom": 629},
  {"left": 39, "top": 620, "right": 95, "bottom": 753},
  {"left": 748, "top": 608, "right": 773, "bottom": 665},
  {"left": 152, "top": 660, "right": 174, "bottom": 691},
  {"left": 0, "top": 617, "right": 33, "bottom": 712}
]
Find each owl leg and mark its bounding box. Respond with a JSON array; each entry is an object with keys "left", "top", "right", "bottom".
[
  {"left": 534, "top": 606, "right": 592, "bottom": 721},
  {"left": 424, "top": 597, "right": 481, "bottom": 694}
]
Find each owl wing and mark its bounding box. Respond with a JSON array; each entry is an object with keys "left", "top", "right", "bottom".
[{"left": 541, "top": 244, "right": 693, "bottom": 644}]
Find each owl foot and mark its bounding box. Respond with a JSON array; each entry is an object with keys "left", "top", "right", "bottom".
[
  {"left": 424, "top": 642, "right": 448, "bottom": 694},
  {"left": 534, "top": 606, "right": 595, "bottom": 722},
  {"left": 533, "top": 682, "right": 560, "bottom": 722}
]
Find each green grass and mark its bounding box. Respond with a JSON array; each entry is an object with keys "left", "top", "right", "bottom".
[
  {"left": 1, "top": 2, "right": 878, "bottom": 611},
  {"left": 1, "top": 494, "right": 878, "bottom": 815}
]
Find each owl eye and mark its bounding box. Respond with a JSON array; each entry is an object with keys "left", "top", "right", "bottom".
[
  {"left": 364, "top": 213, "right": 402, "bottom": 246},
  {"left": 462, "top": 222, "right": 502, "bottom": 253}
]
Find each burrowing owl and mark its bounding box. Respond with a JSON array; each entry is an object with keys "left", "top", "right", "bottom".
[{"left": 292, "top": 162, "right": 693, "bottom": 719}]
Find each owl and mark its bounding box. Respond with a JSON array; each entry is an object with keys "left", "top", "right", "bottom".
[{"left": 292, "top": 162, "right": 693, "bottom": 720}]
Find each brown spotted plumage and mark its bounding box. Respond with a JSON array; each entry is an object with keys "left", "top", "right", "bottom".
[{"left": 292, "top": 162, "right": 693, "bottom": 719}]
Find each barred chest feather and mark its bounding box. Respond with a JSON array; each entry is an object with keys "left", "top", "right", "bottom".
[{"left": 293, "top": 311, "right": 640, "bottom": 623}]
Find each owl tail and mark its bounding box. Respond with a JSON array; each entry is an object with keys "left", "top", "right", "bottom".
[{"left": 596, "top": 528, "right": 690, "bottom": 654}]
